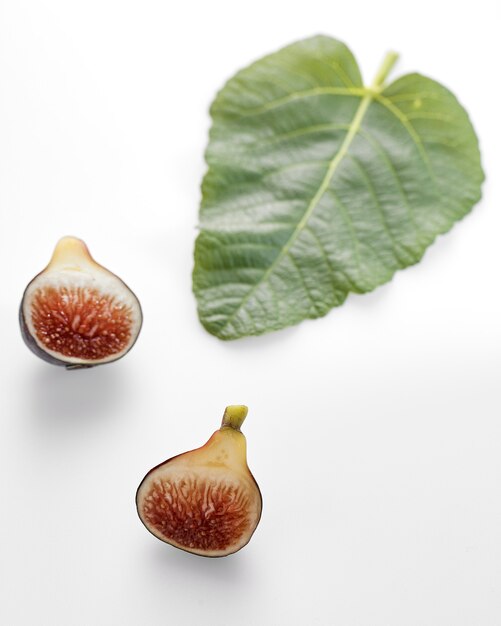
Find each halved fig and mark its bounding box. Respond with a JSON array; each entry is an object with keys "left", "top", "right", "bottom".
[
  {"left": 136, "top": 405, "right": 262, "bottom": 557},
  {"left": 20, "top": 236, "right": 142, "bottom": 368}
]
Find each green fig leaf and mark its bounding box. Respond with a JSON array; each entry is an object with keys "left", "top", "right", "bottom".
[{"left": 193, "top": 35, "right": 484, "bottom": 340}]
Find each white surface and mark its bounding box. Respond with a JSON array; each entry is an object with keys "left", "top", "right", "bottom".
[{"left": 0, "top": 1, "right": 500, "bottom": 624}]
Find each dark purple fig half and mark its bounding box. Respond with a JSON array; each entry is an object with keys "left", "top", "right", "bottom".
[
  {"left": 136, "top": 406, "right": 262, "bottom": 557},
  {"left": 20, "top": 236, "right": 142, "bottom": 368}
]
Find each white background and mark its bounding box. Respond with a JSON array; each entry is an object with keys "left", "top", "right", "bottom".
[{"left": 0, "top": 1, "right": 500, "bottom": 624}]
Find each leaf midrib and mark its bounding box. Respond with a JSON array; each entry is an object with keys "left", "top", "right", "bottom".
[{"left": 218, "top": 90, "right": 374, "bottom": 334}]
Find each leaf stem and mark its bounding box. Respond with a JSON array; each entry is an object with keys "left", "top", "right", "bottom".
[{"left": 371, "top": 51, "right": 399, "bottom": 91}]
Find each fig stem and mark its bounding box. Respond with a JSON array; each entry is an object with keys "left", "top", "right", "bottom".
[{"left": 221, "top": 405, "right": 248, "bottom": 431}]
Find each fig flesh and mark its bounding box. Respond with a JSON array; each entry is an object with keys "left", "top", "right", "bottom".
[
  {"left": 136, "top": 405, "right": 262, "bottom": 557},
  {"left": 20, "top": 236, "right": 142, "bottom": 368}
]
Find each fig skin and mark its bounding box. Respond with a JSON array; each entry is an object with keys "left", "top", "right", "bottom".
[
  {"left": 136, "top": 405, "right": 262, "bottom": 558},
  {"left": 20, "top": 236, "right": 142, "bottom": 369}
]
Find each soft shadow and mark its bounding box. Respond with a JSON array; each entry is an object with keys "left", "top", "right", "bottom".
[
  {"left": 25, "top": 363, "right": 127, "bottom": 429},
  {"left": 346, "top": 232, "right": 460, "bottom": 313},
  {"left": 346, "top": 282, "right": 393, "bottom": 311},
  {"left": 146, "top": 541, "right": 253, "bottom": 585},
  {"left": 217, "top": 323, "right": 300, "bottom": 353}
]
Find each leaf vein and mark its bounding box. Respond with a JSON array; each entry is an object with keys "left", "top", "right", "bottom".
[
  {"left": 238, "top": 86, "right": 367, "bottom": 116},
  {"left": 305, "top": 225, "right": 358, "bottom": 293},
  {"left": 286, "top": 251, "right": 320, "bottom": 314},
  {"left": 217, "top": 93, "right": 373, "bottom": 333},
  {"left": 374, "top": 94, "right": 438, "bottom": 188},
  {"left": 357, "top": 127, "right": 420, "bottom": 241},
  {"left": 246, "top": 123, "right": 351, "bottom": 149},
  {"left": 345, "top": 154, "right": 414, "bottom": 264}
]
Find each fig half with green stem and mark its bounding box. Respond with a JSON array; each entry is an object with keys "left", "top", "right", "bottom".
[
  {"left": 20, "top": 236, "right": 142, "bottom": 369},
  {"left": 136, "top": 405, "right": 262, "bottom": 557}
]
